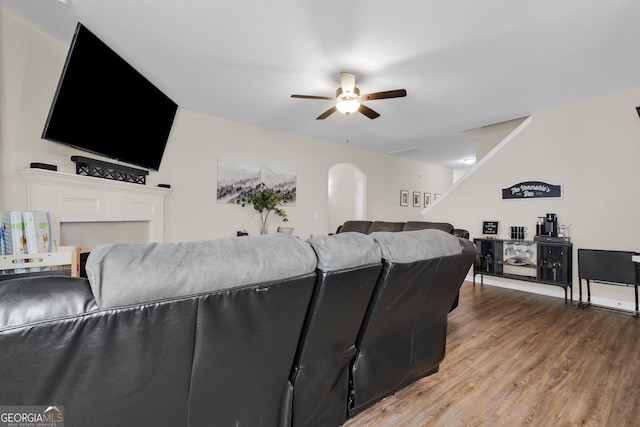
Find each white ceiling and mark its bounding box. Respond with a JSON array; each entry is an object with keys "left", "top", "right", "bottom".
[{"left": 3, "top": 0, "right": 640, "bottom": 171}]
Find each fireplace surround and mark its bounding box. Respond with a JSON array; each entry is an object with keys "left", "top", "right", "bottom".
[{"left": 19, "top": 169, "right": 172, "bottom": 252}]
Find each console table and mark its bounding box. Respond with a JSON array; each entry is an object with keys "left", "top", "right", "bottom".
[{"left": 473, "top": 238, "right": 573, "bottom": 303}]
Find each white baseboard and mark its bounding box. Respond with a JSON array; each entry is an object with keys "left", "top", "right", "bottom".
[{"left": 464, "top": 274, "right": 637, "bottom": 314}]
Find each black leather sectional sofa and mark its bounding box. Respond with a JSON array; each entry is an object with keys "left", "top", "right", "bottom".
[{"left": 0, "top": 229, "right": 475, "bottom": 427}]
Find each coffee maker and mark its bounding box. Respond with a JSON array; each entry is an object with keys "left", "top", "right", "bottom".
[{"left": 543, "top": 213, "right": 558, "bottom": 237}]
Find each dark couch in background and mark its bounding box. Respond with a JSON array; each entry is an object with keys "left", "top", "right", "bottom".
[{"left": 336, "top": 220, "right": 470, "bottom": 239}]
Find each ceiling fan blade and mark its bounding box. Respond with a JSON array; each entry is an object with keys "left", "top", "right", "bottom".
[
  {"left": 340, "top": 72, "right": 356, "bottom": 96},
  {"left": 360, "top": 89, "right": 407, "bottom": 100},
  {"left": 317, "top": 106, "right": 337, "bottom": 120},
  {"left": 358, "top": 104, "right": 380, "bottom": 119},
  {"left": 291, "top": 94, "right": 336, "bottom": 100}
]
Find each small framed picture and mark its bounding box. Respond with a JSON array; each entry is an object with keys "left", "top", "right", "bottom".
[
  {"left": 434, "top": 193, "right": 442, "bottom": 200},
  {"left": 400, "top": 190, "right": 409, "bottom": 207},
  {"left": 413, "top": 191, "right": 421, "bottom": 207},
  {"left": 424, "top": 193, "right": 431, "bottom": 207}
]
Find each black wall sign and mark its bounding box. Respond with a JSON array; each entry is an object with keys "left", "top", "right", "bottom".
[
  {"left": 502, "top": 181, "right": 562, "bottom": 200},
  {"left": 482, "top": 221, "right": 499, "bottom": 235}
]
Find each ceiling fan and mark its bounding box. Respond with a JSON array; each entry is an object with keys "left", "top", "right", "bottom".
[{"left": 291, "top": 72, "right": 407, "bottom": 120}]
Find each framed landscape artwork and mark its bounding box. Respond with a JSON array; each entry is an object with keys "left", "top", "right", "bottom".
[{"left": 217, "top": 158, "right": 296, "bottom": 205}]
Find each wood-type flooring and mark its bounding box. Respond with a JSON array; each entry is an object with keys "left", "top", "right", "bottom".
[{"left": 343, "top": 282, "right": 640, "bottom": 427}]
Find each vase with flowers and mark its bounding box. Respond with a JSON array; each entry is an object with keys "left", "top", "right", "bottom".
[{"left": 235, "top": 183, "right": 292, "bottom": 234}]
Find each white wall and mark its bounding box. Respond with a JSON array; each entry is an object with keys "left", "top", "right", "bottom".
[
  {"left": 328, "top": 163, "right": 361, "bottom": 233},
  {"left": 427, "top": 86, "right": 640, "bottom": 310},
  {"left": 159, "top": 110, "right": 433, "bottom": 241},
  {"left": 0, "top": 7, "right": 454, "bottom": 242}
]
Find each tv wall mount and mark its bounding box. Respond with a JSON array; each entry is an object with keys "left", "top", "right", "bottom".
[{"left": 71, "top": 156, "right": 148, "bottom": 185}]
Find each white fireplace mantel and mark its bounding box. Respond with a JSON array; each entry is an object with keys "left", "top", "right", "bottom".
[{"left": 19, "top": 169, "right": 172, "bottom": 243}]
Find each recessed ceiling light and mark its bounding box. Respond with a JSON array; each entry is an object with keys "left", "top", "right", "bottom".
[{"left": 463, "top": 158, "right": 476, "bottom": 164}]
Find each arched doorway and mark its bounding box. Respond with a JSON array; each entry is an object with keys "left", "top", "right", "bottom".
[{"left": 328, "top": 163, "right": 367, "bottom": 233}]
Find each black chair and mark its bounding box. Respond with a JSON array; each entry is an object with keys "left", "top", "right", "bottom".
[
  {"left": 291, "top": 233, "right": 382, "bottom": 427},
  {"left": 349, "top": 232, "right": 476, "bottom": 416}
]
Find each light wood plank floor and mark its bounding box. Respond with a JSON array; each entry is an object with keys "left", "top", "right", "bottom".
[{"left": 343, "top": 281, "right": 640, "bottom": 427}]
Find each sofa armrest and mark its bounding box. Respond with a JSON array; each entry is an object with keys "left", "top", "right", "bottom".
[
  {"left": 308, "top": 232, "right": 381, "bottom": 272},
  {"left": 0, "top": 275, "right": 97, "bottom": 329}
]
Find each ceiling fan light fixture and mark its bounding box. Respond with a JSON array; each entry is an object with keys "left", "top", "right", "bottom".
[
  {"left": 336, "top": 99, "right": 360, "bottom": 115},
  {"left": 291, "top": 73, "right": 406, "bottom": 120}
]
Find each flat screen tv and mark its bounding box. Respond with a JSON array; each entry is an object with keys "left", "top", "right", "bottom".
[{"left": 42, "top": 22, "right": 178, "bottom": 171}]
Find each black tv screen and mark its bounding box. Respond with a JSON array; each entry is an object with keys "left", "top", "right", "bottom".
[{"left": 42, "top": 23, "right": 178, "bottom": 171}]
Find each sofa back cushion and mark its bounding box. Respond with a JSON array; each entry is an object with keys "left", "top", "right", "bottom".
[
  {"left": 402, "top": 221, "right": 454, "bottom": 233},
  {"left": 86, "top": 233, "right": 317, "bottom": 308},
  {"left": 371, "top": 229, "right": 462, "bottom": 263},
  {"left": 307, "top": 232, "right": 381, "bottom": 272},
  {"left": 367, "top": 221, "right": 405, "bottom": 233},
  {"left": 338, "top": 220, "right": 373, "bottom": 234}
]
